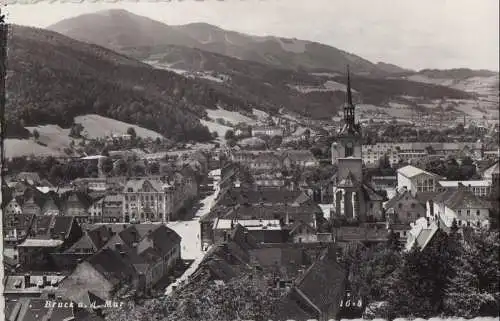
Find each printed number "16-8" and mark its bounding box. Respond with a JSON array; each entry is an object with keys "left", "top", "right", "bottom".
[{"left": 340, "top": 299, "right": 363, "bottom": 307}]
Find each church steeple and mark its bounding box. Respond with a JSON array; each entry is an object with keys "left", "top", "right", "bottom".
[{"left": 340, "top": 65, "right": 359, "bottom": 136}]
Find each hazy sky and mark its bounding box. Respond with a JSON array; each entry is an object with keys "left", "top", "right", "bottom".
[{"left": 5, "top": 0, "right": 499, "bottom": 71}]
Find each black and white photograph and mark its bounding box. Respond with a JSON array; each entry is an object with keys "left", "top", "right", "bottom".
[{"left": 0, "top": 1, "right": 499, "bottom": 320}]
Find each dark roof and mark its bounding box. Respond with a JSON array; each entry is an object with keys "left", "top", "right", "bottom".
[
  {"left": 385, "top": 190, "right": 422, "bottom": 210},
  {"left": 442, "top": 189, "right": 491, "bottom": 210},
  {"left": 274, "top": 290, "right": 319, "bottom": 321},
  {"left": 222, "top": 204, "right": 321, "bottom": 223},
  {"left": 294, "top": 248, "right": 346, "bottom": 314},
  {"left": 362, "top": 184, "right": 386, "bottom": 201},
  {"left": 219, "top": 188, "right": 312, "bottom": 206},
  {"left": 229, "top": 224, "right": 260, "bottom": 251},
  {"left": 29, "top": 215, "right": 76, "bottom": 240},
  {"left": 2, "top": 213, "right": 36, "bottom": 234},
  {"left": 86, "top": 248, "right": 138, "bottom": 285},
  {"left": 68, "top": 225, "right": 113, "bottom": 252}
]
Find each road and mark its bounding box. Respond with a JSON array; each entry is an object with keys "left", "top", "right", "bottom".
[{"left": 164, "top": 169, "right": 221, "bottom": 295}]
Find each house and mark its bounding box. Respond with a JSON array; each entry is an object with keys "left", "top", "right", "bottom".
[
  {"left": 16, "top": 172, "right": 42, "bottom": 185},
  {"left": 482, "top": 160, "right": 499, "bottom": 184},
  {"left": 282, "top": 150, "right": 319, "bottom": 168},
  {"left": 102, "top": 194, "right": 123, "bottom": 223},
  {"left": 384, "top": 189, "right": 427, "bottom": 224},
  {"left": 405, "top": 218, "right": 440, "bottom": 251},
  {"left": 251, "top": 170, "right": 286, "bottom": 188},
  {"left": 100, "top": 223, "right": 182, "bottom": 290},
  {"left": 122, "top": 175, "right": 197, "bottom": 223},
  {"left": 72, "top": 177, "right": 108, "bottom": 192},
  {"left": 397, "top": 165, "right": 443, "bottom": 197},
  {"left": 273, "top": 246, "right": 346, "bottom": 321},
  {"left": 438, "top": 180, "right": 492, "bottom": 197},
  {"left": 3, "top": 214, "right": 36, "bottom": 266},
  {"left": 3, "top": 196, "right": 23, "bottom": 215},
  {"left": 60, "top": 191, "right": 93, "bottom": 222},
  {"left": 250, "top": 152, "right": 283, "bottom": 171},
  {"left": 57, "top": 248, "right": 140, "bottom": 301},
  {"left": 289, "top": 221, "right": 331, "bottom": 243},
  {"left": 17, "top": 215, "right": 83, "bottom": 270},
  {"left": 212, "top": 219, "right": 285, "bottom": 244},
  {"left": 428, "top": 185, "right": 491, "bottom": 229},
  {"left": 252, "top": 126, "right": 284, "bottom": 137}
]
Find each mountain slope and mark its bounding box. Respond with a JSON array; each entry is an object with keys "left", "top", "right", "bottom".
[
  {"left": 48, "top": 9, "right": 408, "bottom": 75},
  {"left": 6, "top": 25, "right": 242, "bottom": 142},
  {"left": 143, "top": 45, "right": 474, "bottom": 117}
]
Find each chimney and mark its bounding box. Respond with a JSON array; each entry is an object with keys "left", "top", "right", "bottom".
[{"left": 24, "top": 273, "right": 31, "bottom": 288}]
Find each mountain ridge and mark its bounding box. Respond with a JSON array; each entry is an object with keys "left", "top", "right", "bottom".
[{"left": 47, "top": 9, "right": 409, "bottom": 75}]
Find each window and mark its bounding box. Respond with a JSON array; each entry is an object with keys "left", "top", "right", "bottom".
[
  {"left": 398, "top": 203, "right": 402, "bottom": 209},
  {"left": 476, "top": 210, "right": 480, "bottom": 216},
  {"left": 458, "top": 210, "right": 461, "bottom": 215},
  {"left": 467, "top": 210, "right": 470, "bottom": 216},
  {"left": 411, "top": 203, "right": 416, "bottom": 209}
]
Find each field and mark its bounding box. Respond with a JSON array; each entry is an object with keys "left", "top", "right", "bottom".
[
  {"left": 206, "top": 107, "right": 257, "bottom": 125},
  {"left": 4, "top": 114, "right": 165, "bottom": 159}
]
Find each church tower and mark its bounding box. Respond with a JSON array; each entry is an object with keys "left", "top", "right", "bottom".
[{"left": 331, "top": 66, "right": 363, "bottom": 165}]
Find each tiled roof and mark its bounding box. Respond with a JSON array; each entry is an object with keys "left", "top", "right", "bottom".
[{"left": 443, "top": 189, "right": 491, "bottom": 210}]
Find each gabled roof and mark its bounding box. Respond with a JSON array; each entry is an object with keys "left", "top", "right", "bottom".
[
  {"left": 362, "top": 184, "right": 386, "bottom": 201},
  {"left": 294, "top": 247, "right": 346, "bottom": 314},
  {"left": 86, "top": 248, "right": 138, "bottom": 286},
  {"left": 385, "top": 190, "right": 418, "bottom": 209},
  {"left": 397, "top": 165, "right": 442, "bottom": 179},
  {"left": 443, "top": 189, "right": 491, "bottom": 210}
]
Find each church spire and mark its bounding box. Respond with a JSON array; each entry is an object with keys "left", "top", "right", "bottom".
[
  {"left": 343, "top": 65, "right": 356, "bottom": 131},
  {"left": 346, "top": 65, "right": 353, "bottom": 106}
]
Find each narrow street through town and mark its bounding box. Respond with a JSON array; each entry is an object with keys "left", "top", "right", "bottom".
[{"left": 164, "top": 169, "right": 221, "bottom": 295}]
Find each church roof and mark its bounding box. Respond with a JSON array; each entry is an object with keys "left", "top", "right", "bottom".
[{"left": 337, "top": 171, "right": 359, "bottom": 188}]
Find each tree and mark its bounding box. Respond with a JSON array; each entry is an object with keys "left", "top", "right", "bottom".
[
  {"left": 387, "top": 229, "right": 402, "bottom": 252},
  {"left": 444, "top": 243, "right": 495, "bottom": 317},
  {"left": 105, "top": 274, "right": 283, "bottom": 321},
  {"left": 224, "top": 130, "right": 235, "bottom": 141},
  {"left": 127, "top": 127, "right": 137, "bottom": 139},
  {"left": 32, "top": 129, "right": 40, "bottom": 141},
  {"left": 100, "top": 157, "right": 114, "bottom": 175}
]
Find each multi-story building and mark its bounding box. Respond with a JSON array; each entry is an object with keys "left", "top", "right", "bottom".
[
  {"left": 396, "top": 165, "right": 443, "bottom": 197},
  {"left": 122, "top": 174, "right": 197, "bottom": 223},
  {"left": 438, "top": 180, "right": 492, "bottom": 197},
  {"left": 427, "top": 185, "right": 491, "bottom": 229},
  {"left": 362, "top": 141, "right": 483, "bottom": 166}
]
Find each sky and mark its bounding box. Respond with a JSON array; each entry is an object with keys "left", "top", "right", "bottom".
[{"left": 5, "top": 0, "right": 499, "bottom": 71}]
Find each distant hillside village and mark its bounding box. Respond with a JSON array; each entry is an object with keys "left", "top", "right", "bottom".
[{"left": 2, "top": 71, "right": 499, "bottom": 321}]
